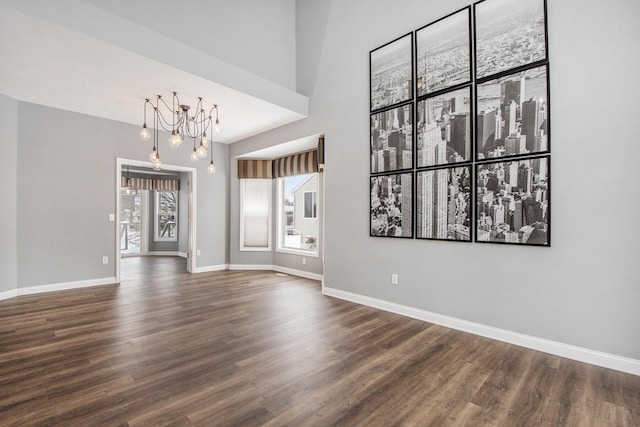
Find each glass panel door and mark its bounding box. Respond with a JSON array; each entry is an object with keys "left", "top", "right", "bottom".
[{"left": 121, "top": 188, "right": 143, "bottom": 256}]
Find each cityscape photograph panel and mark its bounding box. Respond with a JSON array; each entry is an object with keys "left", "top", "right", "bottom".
[
  {"left": 370, "top": 173, "right": 413, "bottom": 238},
  {"left": 475, "top": 0, "right": 547, "bottom": 79},
  {"left": 417, "top": 86, "right": 472, "bottom": 168},
  {"left": 371, "top": 103, "right": 413, "bottom": 173},
  {"left": 416, "top": 166, "right": 472, "bottom": 241},
  {"left": 476, "top": 156, "right": 549, "bottom": 245},
  {"left": 476, "top": 64, "right": 548, "bottom": 160},
  {"left": 370, "top": 34, "right": 413, "bottom": 111},
  {"left": 417, "top": 7, "right": 471, "bottom": 96}
]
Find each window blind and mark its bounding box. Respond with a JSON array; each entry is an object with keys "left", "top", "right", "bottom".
[{"left": 241, "top": 179, "right": 271, "bottom": 250}]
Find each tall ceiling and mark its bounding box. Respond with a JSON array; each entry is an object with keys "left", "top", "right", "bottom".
[{"left": 0, "top": 1, "right": 308, "bottom": 145}]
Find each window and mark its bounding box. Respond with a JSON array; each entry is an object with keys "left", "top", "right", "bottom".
[
  {"left": 240, "top": 179, "right": 272, "bottom": 251},
  {"left": 278, "top": 173, "right": 319, "bottom": 255},
  {"left": 304, "top": 191, "right": 317, "bottom": 218},
  {"left": 155, "top": 191, "right": 177, "bottom": 241}
]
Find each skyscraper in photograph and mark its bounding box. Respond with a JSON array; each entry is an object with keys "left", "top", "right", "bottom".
[
  {"left": 401, "top": 174, "right": 412, "bottom": 237},
  {"left": 505, "top": 134, "right": 527, "bottom": 155},
  {"left": 490, "top": 203, "right": 505, "bottom": 225},
  {"left": 521, "top": 98, "right": 540, "bottom": 152},
  {"left": 478, "top": 109, "right": 496, "bottom": 153},
  {"left": 450, "top": 112, "right": 470, "bottom": 160},
  {"left": 518, "top": 163, "right": 533, "bottom": 194},
  {"left": 506, "top": 161, "right": 519, "bottom": 187},
  {"left": 502, "top": 76, "right": 526, "bottom": 114},
  {"left": 418, "top": 169, "right": 448, "bottom": 239},
  {"left": 505, "top": 100, "right": 518, "bottom": 137},
  {"left": 435, "top": 169, "right": 448, "bottom": 239}
]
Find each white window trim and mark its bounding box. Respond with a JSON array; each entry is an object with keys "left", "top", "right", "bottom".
[
  {"left": 154, "top": 191, "right": 178, "bottom": 242},
  {"left": 240, "top": 179, "right": 272, "bottom": 252},
  {"left": 276, "top": 176, "right": 319, "bottom": 257}
]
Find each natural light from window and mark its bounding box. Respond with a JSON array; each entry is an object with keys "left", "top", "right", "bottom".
[{"left": 278, "top": 173, "right": 318, "bottom": 255}]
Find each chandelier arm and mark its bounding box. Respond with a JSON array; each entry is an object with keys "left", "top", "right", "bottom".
[{"left": 154, "top": 108, "right": 180, "bottom": 132}]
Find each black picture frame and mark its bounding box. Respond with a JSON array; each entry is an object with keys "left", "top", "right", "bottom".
[
  {"left": 370, "top": 102, "right": 413, "bottom": 174},
  {"left": 416, "top": 165, "right": 472, "bottom": 241},
  {"left": 370, "top": 33, "right": 413, "bottom": 112},
  {"left": 474, "top": 0, "right": 548, "bottom": 80},
  {"left": 475, "top": 155, "right": 550, "bottom": 246},
  {"left": 416, "top": 6, "right": 472, "bottom": 97},
  {"left": 370, "top": 172, "right": 414, "bottom": 238},
  {"left": 417, "top": 85, "right": 473, "bottom": 168},
  {"left": 475, "top": 63, "right": 549, "bottom": 161}
]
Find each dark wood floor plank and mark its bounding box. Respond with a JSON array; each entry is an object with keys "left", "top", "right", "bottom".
[{"left": 1, "top": 256, "right": 639, "bottom": 426}]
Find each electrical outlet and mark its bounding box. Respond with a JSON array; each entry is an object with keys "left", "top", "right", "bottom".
[
  {"left": 196, "top": 249, "right": 201, "bottom": 256},
  {"left": 108, "top": 213, "right": 115, "bottom": 222},
  {"left": 391, "top": 274, "right": 398, "bottom": 285},
  {"left": 302, "top": 258, "right": 306, "bottom": 265},
  {"left": 102, "top": 256, "right": 109, "bottom": 264}
]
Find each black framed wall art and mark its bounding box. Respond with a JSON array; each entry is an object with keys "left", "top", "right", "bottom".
[
  {"left": 475, "top": 63, "right": 550, "bottom": 161},
  {"left": 416, "top": 165, "right": 472, "bottom": 241},
  {"left": 371, "top": 102, "right": 413, "bottom": 173},
  {"left": 368, "top": 0, "right": 551, "bottom": 246},
  {"left": 474, "top": 0, "right": 548, "bottom": 80},
  {"left": 417, "top": 85, "right": 472, "bottom": 168},
  {"left": 475, "top": 155, "right": 550, "bottom": 245},
  {"left": 370, "top": 172, "right": 413, "bottom": 238},
  {"left": 370, "top": 33, "right": 413, "bottom": 112},
  {"left": 416, "top": 6, "right": 472, "bottom": 97}
]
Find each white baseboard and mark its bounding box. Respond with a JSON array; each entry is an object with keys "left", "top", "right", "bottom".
[
  {"left": 273, "top": 265, "right": 323, "bottom": 281},
  {"left": 227, "top": 264, "right": 323, "bottom": 281},
  {"left": 228, "top": 264, "right": 274, "bottom": 271},
  {"left": 322, "top": 286, "right": 640, "bottom": 377},
  {"left": 193, "top": 264, "right": 228, "bottom": 273},
  {"left": 0, "top": 288, "right": 18, "bottom": 301},
  {"left": 17, "top": 277, "right": 118, "bottom": 297},
  {"left": 148, "top": 251, "right": 187, "bottom": 258}
]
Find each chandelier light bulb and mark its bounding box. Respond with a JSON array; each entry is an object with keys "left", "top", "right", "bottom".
[
  {"left": 215, "top": 118, "right": 220, "bottom": 134},
  {"left": 140, "top": 124, "right": 151, "bottom": 141},
  {"left": 197, "top": 143, "right": 207, "bottom": 158},
  {"left": 201, "top": 133, "right": 209, "bottom": 148},
  {"left": 207, "top": 161, "right": 216, "bottom": 174},
  {"left": 190, "top": 148, "right": 199, "bottom": 161},
  {"left": 168, "top": 131, "right": 182, "bottom": 148},
  {"left": 152, "top": 159, "right": 162, "bottom": 171},
  {"left": 149, "top": 147, "right": 158, "bottom": 162}
]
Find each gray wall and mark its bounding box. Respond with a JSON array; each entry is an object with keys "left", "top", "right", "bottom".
[
  {"left": 0, "top": 93, "right": 18, "bottom": 293},
  {"left": 229, "top": 0, "right": 640, "bottom": 360},
  {"left": 16, "top": 102, "right": 228, "bottom": 288},
  {"left": 85, "top": 0, "right": 297, "bottom": 91}
]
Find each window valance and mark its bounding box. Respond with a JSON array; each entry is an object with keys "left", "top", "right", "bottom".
[
  {"left": 120, "top": 176, "right": 179, "bottom": 192},
  {"left": 237, "top": 136, "right": 325, "bottom": 179}
]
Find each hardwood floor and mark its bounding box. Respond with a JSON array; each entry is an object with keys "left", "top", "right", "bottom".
[{"left": 1, "top": 257, "right": 639, "bottom": 426}]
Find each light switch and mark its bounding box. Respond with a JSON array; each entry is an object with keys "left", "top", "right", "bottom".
[{"left": 109, "top": 213, "right": 115, "bottom": 221}]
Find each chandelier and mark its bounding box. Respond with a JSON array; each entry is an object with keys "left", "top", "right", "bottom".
[{"left": 139, "top": 92, "right": 219, "bottom": 174}]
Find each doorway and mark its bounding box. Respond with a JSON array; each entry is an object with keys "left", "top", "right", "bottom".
[{"left": 115, "top": 158, "right": 197, "bottom": 283}]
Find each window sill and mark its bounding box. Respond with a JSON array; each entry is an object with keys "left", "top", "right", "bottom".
[
  {"left": 276, "top": 247, "right": 319, "bottom": 258},
  {"left": 239, "top": 246, "right": 272, "bottom": 252}
]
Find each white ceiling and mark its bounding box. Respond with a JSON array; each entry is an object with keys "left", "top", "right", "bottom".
[{"left": 0, "top": 5, "right": 307, "bottom": 144}]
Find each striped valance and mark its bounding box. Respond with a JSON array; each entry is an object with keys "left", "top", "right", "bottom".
[
  {"left": 273, "top": 150, "right": 318, "bottom": 178},
  {"left": 237, "top": 136, "right": 325, "bottom": 179},
  {"left": 121, "top": 177, "right": 179, "bottom": 192},
  {"left": 238, "top": 159, "right": 273, "bottom": 179}
]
